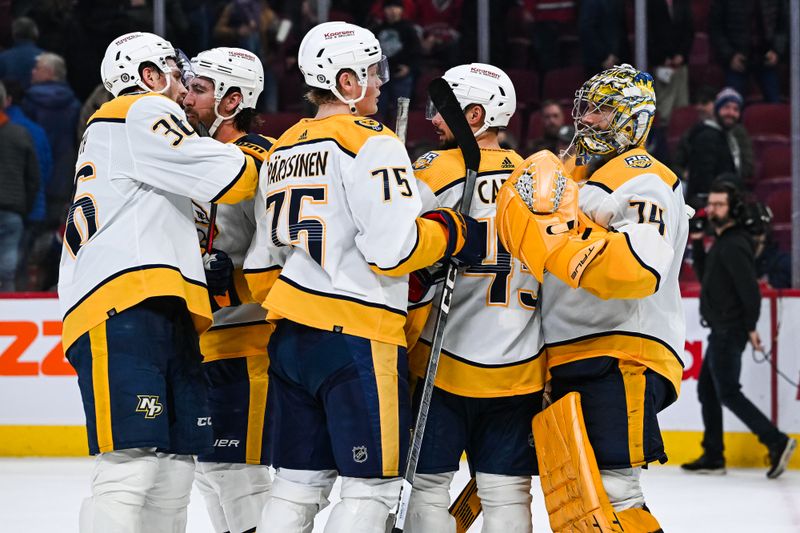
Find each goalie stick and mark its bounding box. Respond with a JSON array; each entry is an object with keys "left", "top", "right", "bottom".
[
  {"left": 395, "top": 97, "right": 410, "bottom": 144},
  {"left": 389, "top": 77, "right": 482, "bottom": 533}
]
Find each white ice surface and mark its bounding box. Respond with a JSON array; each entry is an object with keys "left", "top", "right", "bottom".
[{"left": 1, "top": 458, "right": 798, "bottom": 532}]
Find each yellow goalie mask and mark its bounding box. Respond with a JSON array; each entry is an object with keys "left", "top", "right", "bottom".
[{"left": 570, "top": 64, "right": 656, "bottom": 165}]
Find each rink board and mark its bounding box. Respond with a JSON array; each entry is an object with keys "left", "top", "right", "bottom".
[{"left": 1, "top": 294, "right": 798, "bottom": 469}]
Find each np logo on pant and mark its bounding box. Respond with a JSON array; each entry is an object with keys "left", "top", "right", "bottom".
[
  {"left": 352, "top": 445, "right": 368, "bottom": 463},
  {"left": 135, "top": 395, "right": 163, "bottom": 419}
]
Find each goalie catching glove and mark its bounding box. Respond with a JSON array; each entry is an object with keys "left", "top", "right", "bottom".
[{"left": 496, "top": 150, "right": 608, "bottom": 287}]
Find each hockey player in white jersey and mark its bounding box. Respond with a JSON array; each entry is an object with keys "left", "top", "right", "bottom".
[
  {"left": 59, "top": 32, "right": 262, "bottom": 533},
  {"left": 404, "top": 63, "right": 546, "bottom": 533},
  {"left": 496, "top": 64, "right": 690, "bottom": 532},
  {"left": 182, "top": 47, "right": 274, "bottom": 533},
  {"left": 243, "top": 21, "right": 486, "bottom": 533}
]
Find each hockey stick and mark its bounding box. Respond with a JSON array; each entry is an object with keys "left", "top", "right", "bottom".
[
  {"left": 395, "top": 97, "right": 410, "bottom": 144},
  {"left": 193, "top": 120, "right": 218, "bottom": 253},
  {"left": 449, "top": 476, "right": 480, "bottom": 532},
  {"left": 390, "top": 77, "right": 482, "bottom": 533}
]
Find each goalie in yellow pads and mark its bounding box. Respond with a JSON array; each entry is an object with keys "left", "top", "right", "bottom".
[{"left": 496, "top": 64, "right": 691, "bottom": 532}]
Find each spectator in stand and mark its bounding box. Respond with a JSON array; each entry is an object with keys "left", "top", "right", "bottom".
[
  {"left": 673, "top": 86, "right": 719, "bottom": 179},
  {"left": 22, "top": 52, "right": 80, "bottom": 226},
  {"left": 3, "top": 78, "right": 52, "bottom": 290},
  {"left": 578, "top": 0, "right": 628, "bottom": 76},
  {"left": 685, "top": 87, "right": 753, "bottom": 208},
  {"left": 647, "top": 0, "right": 693, "bottom": 126},
  {"left": 709, "top": 0, "right": 789, "bottom": 103},
  {"left": 214, "top": 0, "right": 279, "bottom": 112},
  {"left": 0, "top": 17, "right": 43, "bottom": 89},
  {"left": 528, "top": 0, "right": 577, "bottom": 73},
  {"left": 743, "top": 202, "right": 792, "bottom": 288},
  {"left": 373, "top": 0, "right": 421, "bottom": 119},
  {"left": 415, "top": 0, "right": 464, "bottom": 69},
  {"left": 0, "top": 81, "right": 40, "bottom": 292},
  {"left": 528, "top": 100, "right": 566, "bottom": 153}
]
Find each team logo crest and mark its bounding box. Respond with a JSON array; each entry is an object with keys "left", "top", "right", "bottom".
[
  {"left": 354, "top": 118, "right": 383, "bottom": 132},
  {"left": 412, "top": 151, "right": 439, "bottom": 171},
  {"left": 624, "top": 154, "right": 652, "bottom": 169},
  {"left": 136, "top": 395, "right": 163, "bottom": 419},
  {"left": 352, "top": 445, "right": 368, "bottom": 463}
]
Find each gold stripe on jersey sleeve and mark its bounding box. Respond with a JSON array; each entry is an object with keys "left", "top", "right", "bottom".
[
  {"left": 244, "top": 267, "right": 282, "bottom": 307},
  {"left": 89, "top": 322, "right": 114, "bottom": 452},
  {"left": 265, "top": 278, "right": 408, "bottom": 346},
  {"left": 212, "top": 154, "right": 259, "bottom": 204},
  {"left": 408, "top": 341, "right": 547, "bottom": 398},
  {"left": 245, "top": 354, "right": 269, "bottom": 465},
  {"left": 369, "top": 218, "right": 447, "bottom": 276},
  {"left": 620, "top": 360, "right": 648, "bottom": 467},
  {"left": 584, "top": 148, "right": 679, "bottom": 193},
  {"left": 62, "top": 265, "right": 212, "bottom": 351},
  {"left": 546, "top": 332, "right": 683, "bottom": 396},
  {"left": 371, "top": 340, "right": 401, "bottom": 476},
  {"left": 87, "top": 93, "right": 157, "bottom": 125},
  {"left": 200, "top": 321, "right": 274, "bottom": 362}
]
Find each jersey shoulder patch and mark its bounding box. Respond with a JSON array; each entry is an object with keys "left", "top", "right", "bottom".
[
  {"left": 354, "top": 118, "right": 384, "bottom": 132},
  {"left": 413, "top": 149, "right": 465, "bottom": 194},
  {"left": 586, "top": 149, "right": 678, "bottom": 193},
  {"left": 412, "top": 151, "right": 441, "bottom": 171}
]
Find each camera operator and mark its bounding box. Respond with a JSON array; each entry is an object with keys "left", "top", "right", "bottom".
[{"left": 682, "top": 179, "right": 796, "bottom": 478}]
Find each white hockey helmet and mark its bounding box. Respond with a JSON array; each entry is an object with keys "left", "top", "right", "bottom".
[
  {"left": 101, "top": 32, "right": 177, "bottom": 96},
  {"left": 432, "top": 63, "right": 517, "bottom": 138},
  {"left": 191, "top": 47, "right": 265, "bottom": 135},
  {"left": 298, "top": 21, "right": 388, "bottom": 112}
]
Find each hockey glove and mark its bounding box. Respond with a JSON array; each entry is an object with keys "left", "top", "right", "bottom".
[
  {"left": 204, "top": 249, "right": 242, "bottom": 311},
  {"left": 495, "top": 150, "right": 580, "bottom": 282},
  {"left": 409, "top": 264, "right": 447, "bottom": 304},
  {"left": 421, "top": 208, "right": 486, "bottom": 266}
]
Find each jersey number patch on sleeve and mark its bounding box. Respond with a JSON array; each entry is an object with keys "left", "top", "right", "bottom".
[
  {"left": 266, "top": 186, "right": 328, "bottom": 266},
  {"left": 65, "top": 164, "right": 99, "bottom": 258},
  {"left": 371, "top": 167, "right": 413, "bottom": 202},
  {"left": 629, "top": 200, "right": 666, "bottom": 236}
]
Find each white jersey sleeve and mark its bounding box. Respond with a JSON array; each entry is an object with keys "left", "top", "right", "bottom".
[
  {"left": 125, "top": 95, "right": 252, "bottom": 202},
  {"left": 343, "top": 135, "right": 425, "bottom": 272}
]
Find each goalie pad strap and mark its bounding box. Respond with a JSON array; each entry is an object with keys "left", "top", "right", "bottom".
[{"left": 532, "top": 392, "right": 662, "bottom": 532}]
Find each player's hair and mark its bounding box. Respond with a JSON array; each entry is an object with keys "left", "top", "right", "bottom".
[{"left": 305, "top": 68, "right": 357, "bottom": 107}]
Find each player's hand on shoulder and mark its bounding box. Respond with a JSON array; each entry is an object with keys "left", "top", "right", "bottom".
[
  {"left": 421, "top": 208, "right": 487, "bottom": 267},
  {"left": 495, "top": 150, "right": 580, "bottom": 281}
]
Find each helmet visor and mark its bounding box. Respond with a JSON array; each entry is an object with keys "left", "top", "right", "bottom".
[
  {"left": 175, "top": 48, "right": 195, "bottom": 87},
  {"left": 374, "top": 55, "right": 390, "bottom": 84}
]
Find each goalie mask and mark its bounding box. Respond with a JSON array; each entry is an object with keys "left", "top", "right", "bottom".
[
  {"left": 101, "top": 32, "right": 179, "bottom": 97},
  {"left": 190, "top": 47, "right": 265, "bottom": 136},
  {"left": 570, "top": 64, "right": 656, "bottom": 164},
  {"left": 298, "top": 21, "right": 389, "bottom": 113},
  {"left": 428, "top": 63, "right": 516, "bottom": 138}
]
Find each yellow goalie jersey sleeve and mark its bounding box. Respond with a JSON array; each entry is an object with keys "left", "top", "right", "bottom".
[
  {"left": 59, "top": 93, "right": 260, "bottom": 351},
  {"left": 195, "top": 133, "right": 275, "bottom": 362},
  {"left": 542, "top": 148, "right": 690, "bottom": 395},
  {"left": 409, "top": 148, "right": 547, "bottom": 398},
  {"left": 244, "top": 115, "right": 447, "bottom": 347}
]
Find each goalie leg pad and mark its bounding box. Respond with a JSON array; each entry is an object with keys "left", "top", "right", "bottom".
[
  {"left": 475, "top": 472, "right": 532, "bottom": 533},
  {"left": 258, "top": 468, "right": 337, "bottom": 533},
  {"left": 406, "top": 472, "right": 456, "bottom": 533},
  {"left": 323, "top": 476, "right": 402, "bottom": 533},
  {"left": 532, "top": 392, "right": 662, "bottom": 532}
]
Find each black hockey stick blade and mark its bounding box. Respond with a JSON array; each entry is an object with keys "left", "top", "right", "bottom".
[
  {"left": 427, "top": 78, "right": 481, "bottom": 177},
  {"left": 449, "top": 476, "right": 481, "bottom": 533}
]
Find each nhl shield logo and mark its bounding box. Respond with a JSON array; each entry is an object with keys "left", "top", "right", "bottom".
[{"left": 352, "top": 445, "right": 368, "bottom": 463}]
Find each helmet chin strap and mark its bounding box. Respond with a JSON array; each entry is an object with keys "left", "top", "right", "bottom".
[
  {"left": 208, "top": 101, "right": 242, "bottom": 137},
  {"left": 331, "top": 83, "right": 368, "bottom": 115}
]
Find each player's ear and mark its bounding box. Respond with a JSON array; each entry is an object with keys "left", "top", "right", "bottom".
[
  {"left": 336, "top": 69, "right": 357, "bottom": 98},
  {"left": 465, "top": 104, "right": 485, "bottom": 128},
  {"left": 222, "top": 91, "right": 242, "bottom": 114}
]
